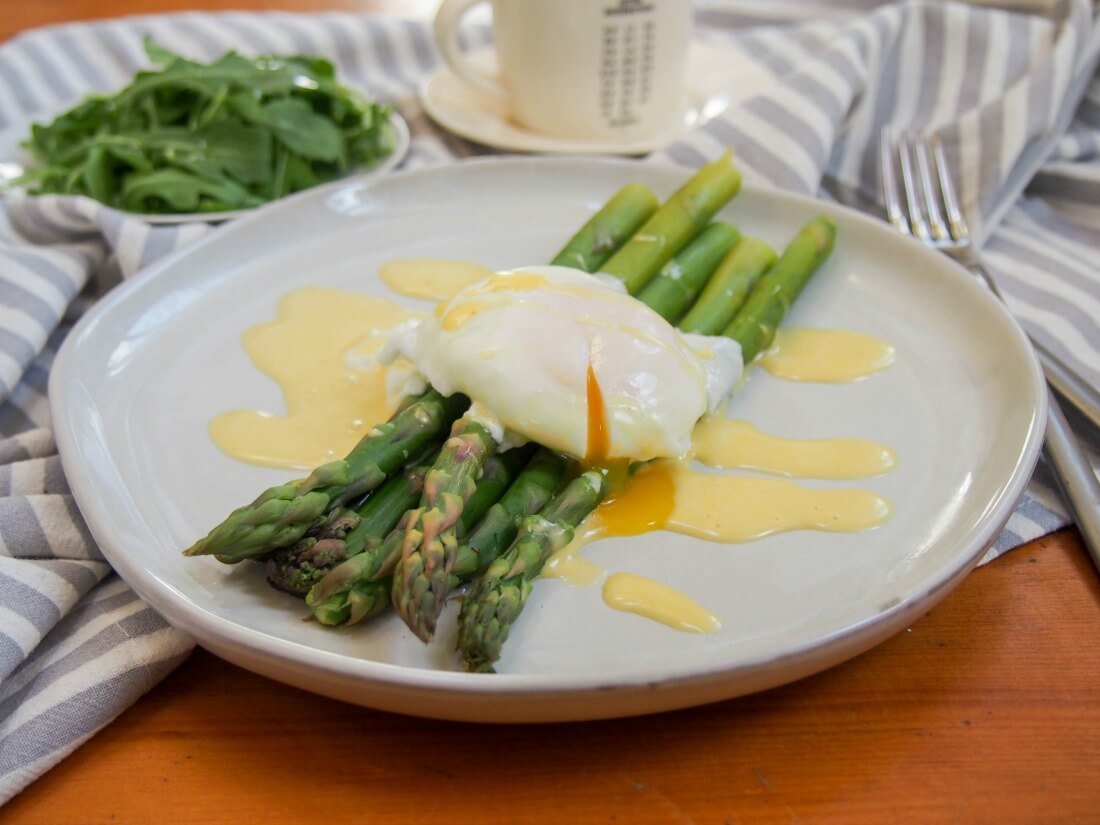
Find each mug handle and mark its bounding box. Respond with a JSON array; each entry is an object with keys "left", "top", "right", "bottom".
[{"left": 433, "top": 0, "right": 507, "bottom": 99}]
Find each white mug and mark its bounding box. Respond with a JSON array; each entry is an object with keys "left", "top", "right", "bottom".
[{"left": 434, "top": 0, "right": 693, "bottom": 144}]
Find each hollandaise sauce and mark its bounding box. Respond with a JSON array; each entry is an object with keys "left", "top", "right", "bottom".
[
  {"left": 209, "top": 287, "right": 416, "bottom": 469},
  {"left": 379, "top": 258, "right": 495, "bottom": 302},
  {"left": 761, "top": 328, "right": 895, "bottom": 382},
  {"left": 691, "top": 418, "right": 897, "bottom": 478},
  {"left": 603, "top": 573, "right": 722, "bottom": 633},
  {"left": 541, "top": 543, "right": 604, "bottom": 587}
]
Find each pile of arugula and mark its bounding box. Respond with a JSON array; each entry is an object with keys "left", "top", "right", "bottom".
[{"left": 18, "top": 38, "right": 394, "bottom": 215}]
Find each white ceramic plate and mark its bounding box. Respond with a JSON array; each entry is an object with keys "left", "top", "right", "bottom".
[
  {"left": 51, "top": 158, "right": 1045, "bottom": 722},
  {"left": 0, "top": 111, "right": 410, "bottom": 225},
  {"left": 420, "top": 42, "right": 762, "bottom": 155}
]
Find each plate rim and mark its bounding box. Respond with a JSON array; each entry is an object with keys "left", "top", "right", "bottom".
[{"left": 49, "top": 155, "right": 1048, "bottom": 707}]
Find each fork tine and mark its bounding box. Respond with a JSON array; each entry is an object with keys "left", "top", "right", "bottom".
[
  {"left": 897, "top": 134, "right": 932, "bottom": 242},
  {"left": 930, "top": 135, "right": 971, "bottom": 243},
  {"left": 914, "top": 137, "right": 950, "bottom": 241},
  {"left": 879, "top": 128, "right": 910, "bottom": 235}
]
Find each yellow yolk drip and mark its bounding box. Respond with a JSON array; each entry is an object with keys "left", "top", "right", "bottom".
[
  {"left": 761, "top": 328, "right": 896, "bottom": 382},
  {"left": 209, "top": 288, "right": 416, "bottom": 470},
  {"left": 602, "top": 573, "right": 721, "bottom": 633},
  {"left": 585, "top": 363, "right": 610, "bottom": 464},
  {"left": 378, "top": 258, "right": 495, "bottom": 302},
  {"left": 582, "top": 460, "right": 891, "bottom": 544},
  {"left": 592, "top": 462, "right": 676, "bottom": 536},
  {"left": 541, "top": 463, "right": 669, "bottom": 587},
  {"left": 691, "top": 418, "right": 898, "bottom": 478}
]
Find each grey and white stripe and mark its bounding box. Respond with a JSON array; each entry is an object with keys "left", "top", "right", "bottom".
[{"left": 1, "top": 0, "right": 1098, "bottom": 804}]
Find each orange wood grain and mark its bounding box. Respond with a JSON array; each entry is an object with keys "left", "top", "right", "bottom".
[
  {"left": 4, "top": 531, "right": 1099, "bottom": 824},
  {"left": 2, "top": 3, "right": 1098, "bottom": 821},
  {"left": 0, "top": 0, "right": 441, "bottom": 43}
]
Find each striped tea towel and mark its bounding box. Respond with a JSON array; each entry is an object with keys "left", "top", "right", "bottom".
[{"left": 1, "top": 0, "right": 1098, "bottom": 803}]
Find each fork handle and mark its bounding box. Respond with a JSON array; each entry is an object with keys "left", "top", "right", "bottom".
[{"left": 1043, "top": 389, "right": 1100, "bottom": 573}]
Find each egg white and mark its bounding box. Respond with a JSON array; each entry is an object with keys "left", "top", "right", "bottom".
[{"left": 376, "top": 265, "right": 742, "bottom": 460}]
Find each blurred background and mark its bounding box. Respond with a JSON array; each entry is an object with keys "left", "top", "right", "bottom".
[{"left": 0, "top": 0, "right": 1067, "bottom": 43}]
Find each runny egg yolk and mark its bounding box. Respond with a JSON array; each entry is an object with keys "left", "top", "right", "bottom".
[{"left": 585, "top": 362, "right": 609, "bottom": 464}]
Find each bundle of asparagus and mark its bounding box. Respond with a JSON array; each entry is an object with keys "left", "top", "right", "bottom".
[{"left": 184, "top": 154, "right": 837, "bottom": 673}]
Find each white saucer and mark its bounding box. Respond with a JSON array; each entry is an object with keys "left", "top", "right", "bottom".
[{"left": 419, "top": 41, "right": 770, "bottom": 156}]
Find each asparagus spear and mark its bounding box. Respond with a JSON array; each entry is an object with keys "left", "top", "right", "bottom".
[
  {"left": 599, "top": 152, "right": 742, "bottom": 294},
  {"left": 677, "top": 237, "right": 777, "bottom": 335},
  {"left": 315, "top": 439, "right": 569, "bottom": 628},
  {"left": 264, "top": 483, "right": 413, "bottom": 599},
  {"left": 308, "top": 445, "right": 533, "bottom": 625},
  {"left": 184, "top": 389, "right": 468, "bottom": 564},
  {"left": 265, "top": 531, "right": 351, "bottom": 598},
  {"left": 550, "top": 183, "right": 659, "bottom": 272},
  {"left": 265, "top": 455, "right": 435, "bottom": 597},
  {"left": 724, "top": 215, "right": 836, "bottom": 362},
  {"left": 457, "top": 214, "right": 838, "bottom": 672},
  {"left": 451, "top": 449, "right": 569, "bottom": 577},
  {"left": 390, "top": 417, "right": 501, "bottom": 640},
  {"left": 635, "top": 222, "right": 741, "bottom": 324},
  {"left": 458, "top": 471, "right": 606, "bottom": 673},
  {"left": 333, "top": 449, "right": 572, "bottom": 625},
  {"left": 461, "top": 446, "right": 537, "bottom": 528},
  {"left": 309, "top": 510, "right": 414, "bottom": 626}
]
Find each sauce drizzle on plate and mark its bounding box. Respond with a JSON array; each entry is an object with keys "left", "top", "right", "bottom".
[{"left": 212, "top": 274, "right": 900, "bottom": 635}]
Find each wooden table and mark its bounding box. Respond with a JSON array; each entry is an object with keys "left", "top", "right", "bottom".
[{"left": 3, "top": 3, "right": 1099, "bottom": 822}]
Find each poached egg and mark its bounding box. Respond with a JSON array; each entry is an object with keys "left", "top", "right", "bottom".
[{"left": 380, "top": 265, "right": 743, "bottom": 461}]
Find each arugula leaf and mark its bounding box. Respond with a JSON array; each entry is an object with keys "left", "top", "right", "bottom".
[
  {"left": 143, "top": 37, "right": 186, "bottom": 68},
  {"left": 261, "top": 98, "right": 346, "bottom": 163},
  {"left": 18, "top": 37, "right": 393, "bottom": 215},
  {"left": 82, "top": 146, "right": 114, "bottom": 204},
  {"left": 194, "top": 121, "right": 274, "bottom": 184},
  {"left": 121, "top": 168, "right": 264, "bottom": 212}
]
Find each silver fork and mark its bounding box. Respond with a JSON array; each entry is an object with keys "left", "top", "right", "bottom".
[
  {"left": 882, "top": 132, "right": 1100, "bottom": 429},
  {"left": 880, "top": 128, "right": 1100, "bottom": 571}
]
